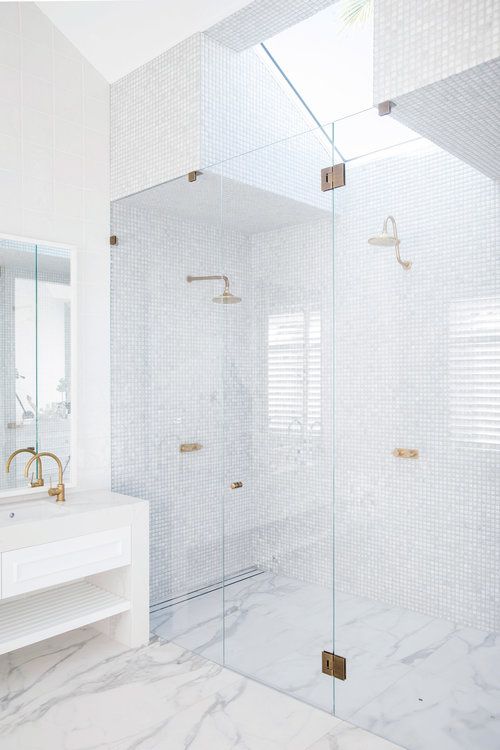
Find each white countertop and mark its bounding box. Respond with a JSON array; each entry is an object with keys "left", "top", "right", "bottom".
[{"left": 0, "top": 489, "right": 148, "bottom": 551}]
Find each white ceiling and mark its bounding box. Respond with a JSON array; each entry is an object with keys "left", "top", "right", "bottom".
[{"left": 37, "top": 0, "right": 253, "bottom": 82}]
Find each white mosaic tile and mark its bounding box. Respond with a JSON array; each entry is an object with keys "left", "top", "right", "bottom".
[
  {"left": 110, "top": 34, "right": 201, "bottom": 201},
  {"left": 110, "top": 198, "right": 256, "bottom": 606},
  {"left": 373, "top": 0, "right": 500, "bottom": 101},
  {"left": 205, "top": 0, "right": 337, "bottom": 51},
  {"left": 390, "top": 58, "right": 500, "bottom": 179}
]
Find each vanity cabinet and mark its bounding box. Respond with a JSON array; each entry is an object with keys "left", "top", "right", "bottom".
[
  {"left": 0, "top": 490, "right": 149, "bottom": 657},
  {"left": 1, "top": 527, "right": 131, "bottom": 598}
]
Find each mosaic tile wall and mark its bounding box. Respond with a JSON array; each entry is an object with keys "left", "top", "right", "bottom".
[
  {"left": 111, "top": 30, "right": 325, "bottom": 202},
  {"left": 244, "top": 137, "right": 499, "bottom": 632},
  {"left": 110, "top": 199, "right": 257, "bottom": 604},
  {"left": 111, "top": 34, "right": 201, "bottom": 201},
  {"left": 249, "top": 218, "right": 334, "bottom": 584},
  {"left": 390, "top": 58, "right": 500, "bottom": 180},
  {"left": 111, "top": 137, "right": 499, "bottom": 631},
  {"left": 332, "top": 141, "right": 500, "bottom": 631},
  {"left": 373, "top": 0, "right": 500, "bottom": 102},
  {"left": 205, "top": 0, "right": 336, "bottom": 51},
  {"left": 201, "top": 35, "right": 331, "bottom": 201}
]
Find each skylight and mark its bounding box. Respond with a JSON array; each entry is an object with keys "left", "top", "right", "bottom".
[{"left": 258, "top": 3, "right": 420, "bottom": 161}]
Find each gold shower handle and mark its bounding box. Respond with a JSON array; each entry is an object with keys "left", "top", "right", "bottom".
[
  {"left": 230, "top": 481, "right": 243, "bottom": 490},
  {"left": 393, "top": 448, "right": 419, "bottom": 459}
]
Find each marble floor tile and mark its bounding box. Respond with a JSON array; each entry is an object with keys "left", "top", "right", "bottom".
[
  {"left": 350, "top": 662, "right": 500, "bottom": 750},
  {"left": 155, "top": 571, "right": 500, "bottom": 750},
  {"left": 307, "top": 721, "right": 406, "bottom": 749},
  {"left": 0, "top": 626, "right": 344, "bottom": 750},
  {"left": 0, "top": 627, "right": 239, "bottom": 744}
]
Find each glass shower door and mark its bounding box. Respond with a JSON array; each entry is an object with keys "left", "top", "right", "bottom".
[{"left": 215, "top": 124, "right": 337, "bottom": 712}]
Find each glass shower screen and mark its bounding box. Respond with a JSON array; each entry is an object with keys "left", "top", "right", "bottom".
[{"left": 214, "top": 124, "right": 337, "bottom": 712}]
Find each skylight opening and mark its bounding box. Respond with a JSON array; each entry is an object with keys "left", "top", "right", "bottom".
[{"left": 257, "top": 2, "right": 421, "bottom": 162}]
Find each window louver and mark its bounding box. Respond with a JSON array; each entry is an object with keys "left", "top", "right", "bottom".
[
  {"left": 268, "top": 311, "right": 321, "bottom": 434},
  {"left": 449, "top": 296, "right": 500, "bottom": 449}
]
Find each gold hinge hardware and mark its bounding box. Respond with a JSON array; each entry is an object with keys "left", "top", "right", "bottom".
[
  {"left": 322, "top": 650, "right": 346, "bottom": 680},
  {"left": 110, "top": 235, "right": 118, "bottom": 245},
  {"left": 188, "top": 171, "right": 199, "bottom": 182},
  {"left": 378, "top": 100, "right": 393, "bottom": 116},
  {"left": 321, "top": 163, "right": 345, "bottom": 192}
]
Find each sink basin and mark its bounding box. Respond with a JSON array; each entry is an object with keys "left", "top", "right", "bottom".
[{"left": 0, "top": 498, "right": 64, "bottom": 526}]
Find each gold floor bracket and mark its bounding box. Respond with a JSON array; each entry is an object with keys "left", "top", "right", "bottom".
[{"left": 322, "top": 651, "right": 346, "bottom": 680}]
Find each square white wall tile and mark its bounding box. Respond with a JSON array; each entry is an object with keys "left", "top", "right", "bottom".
[
  {"left": 0, "top": 3, "right": 20, "bottom": 34},
  {"left": 0, "top": 2, "right": 111, "bottom": 493},
  {"left": 0, "top": 28, "right": 21, "bottom": 68}
]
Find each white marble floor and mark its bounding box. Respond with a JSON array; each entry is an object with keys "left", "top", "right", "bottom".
[
  {"left": 0, "top": 625, "right": 403, "bottom": 750},
  {"left": 151, "top": 572, "right": 500, "bottom": 750}
]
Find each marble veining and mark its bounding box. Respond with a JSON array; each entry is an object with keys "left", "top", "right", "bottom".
[
  {"left": 0, "top": 625, "right": 402, "bottom": 750},
  {"left": 151, "top": 572, "right": 500, "bottom": 750}
]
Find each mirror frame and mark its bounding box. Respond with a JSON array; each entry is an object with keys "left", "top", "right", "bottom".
[{"left": 0, "top": 232, "right": 78, "bottom": 499}]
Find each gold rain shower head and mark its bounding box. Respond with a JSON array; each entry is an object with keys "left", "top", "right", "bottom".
[
  {"left": 368, "top": 215, "right": 412, "bottom": 270},
  {"left": 186, "top": 275, "right": 242, "bottom": 304}
]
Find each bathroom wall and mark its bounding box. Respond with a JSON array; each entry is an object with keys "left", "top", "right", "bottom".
[
  {"left": 373, "top": 0, "right": 500, "bottom": 102},
  {"left": 204, "top": 0, "right": 336, "bottom": 51},
  {"left": 0, "top": 2, "right": 110, "bottom": 489},
  {"left": 111, "top": 31, "right": 322, "bottom": 202},
  {"left": 248, "top": 137, "right": 500, "bottom": 631},
  {"left": 333, "top": 141, "right": 500, "bottom": 630},
  {"left": 110, "top": 197, "right": 256, "bottom": 604},
  {"left": 111, "top": 33, "right": 201, "bottom": 201}
]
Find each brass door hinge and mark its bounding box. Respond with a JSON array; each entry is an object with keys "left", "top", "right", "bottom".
[
  {"left": 322, "top": 650, "right": 346, "bottom": 680},
  {"left": 110, "top": 235, "right": 118, "bottom": 245},
  {"left": 321, "top": 163, "right": 345, "bottom": 192}
]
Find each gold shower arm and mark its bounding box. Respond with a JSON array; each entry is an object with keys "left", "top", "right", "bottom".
[
  {"left": 385, "top": 216, "right": 411, "bottom": 270},
  {"left": 187, "top": 275, "right": 229, "bottom": 289}
]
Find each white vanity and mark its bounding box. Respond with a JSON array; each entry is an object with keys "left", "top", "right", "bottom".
[{"left": 0, "top": 490, "right": 149, "bottom": 655}]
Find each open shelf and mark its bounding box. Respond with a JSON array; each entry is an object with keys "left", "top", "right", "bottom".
[{"left": 0, "top": 580, "right": 130, "bottom": 655}]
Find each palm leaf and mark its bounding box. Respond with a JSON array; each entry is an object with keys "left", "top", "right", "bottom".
[{"left": 340, "top": 0, "right": 373, "bottom": 27}]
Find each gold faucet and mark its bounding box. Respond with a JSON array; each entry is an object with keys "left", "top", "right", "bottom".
[
  {"left": 6, "top": 447, "right": 44, "bottom": 487},
  {"left": 24, "top": 452, "right": 65, "bottom": 502}
]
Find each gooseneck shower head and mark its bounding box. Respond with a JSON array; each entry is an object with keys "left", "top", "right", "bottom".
[
  {"left": 186, "top": 275, "right": 242, "bottom": 304},
  {"left": 368, "top": 216, "right": 412, "bottom": 269}
]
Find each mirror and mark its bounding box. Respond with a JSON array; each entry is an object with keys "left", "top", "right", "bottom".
[{"left": 0, "top": 236, "right": 73, "bottom": 493}]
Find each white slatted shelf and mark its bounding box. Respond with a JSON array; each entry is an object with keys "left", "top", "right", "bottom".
[{"left": 0, "top": 580, "right": 130, "bottom": 655}]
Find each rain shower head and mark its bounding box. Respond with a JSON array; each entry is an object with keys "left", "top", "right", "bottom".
[
  {"left": 187, "top": 275, "right": 241, "bottom": 303},
  {"left": 367, "top": 231, "right": 398, "bottom": 247},
  {"left": 212, "top": 289, "right": 241, "bottom": 304},
  {"left": 367, "top": 216, "right": 412, "bottom": 269}
]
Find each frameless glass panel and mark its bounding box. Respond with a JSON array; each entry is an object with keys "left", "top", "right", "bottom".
[
  {"left": 217, "top": 124, "right": 336, "bottom": 712},
  {"left": 0, "top": 238, "right": 37, "bottom": 491},
  {"left": 111, "top": 173, "right": 226, "bottom": 664},
  {"left": 332, "top": 109, "right": 500, "bottom": 748},
  {"left": 36, "top": 245, "right": 72, "bottom": 485}
]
